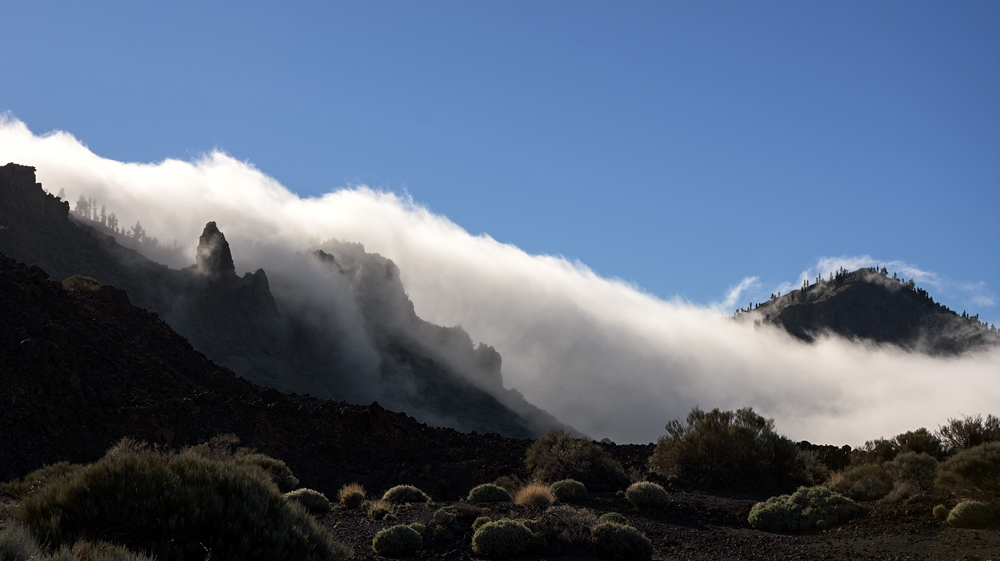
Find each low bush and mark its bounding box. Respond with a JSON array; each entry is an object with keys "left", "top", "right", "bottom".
[
  {"left": 748, "top": 486, "right": 862, "bottom": 532},
  {"left": 590, "top": 522, "right": 653, "bottom": 561},
  {"left": 0, "top": 523, "right": 43, "bottom": 561},
  {"left": 883, "top": 452, "right": 938, "bottom": 488},
  {"left": 471, "top": 519, "right": 543, "bottom": 557},
  {"left": 935, "top": 442, "right": 1000, "bottom": 502},
  {"left": 337, "top": 482, "right": 366, "bottom": 509},
  {"left": 550, "top": 479, "right": 588, "bottom": 503},
  {"left": 372, "top": 524, "right": 422, "bottom": 557},
  {"left": 61, "top": 275, "right": 102, "bottom": 292},
  {"left": 382, "top": 484, "right": 430, "bottom": 504},
  {"left": 933, "top": 504, "right": 950, "bottom": 521},
  {"left": 625, "top": 482, "right": 671, "bottom": 509},
  {"left": 797, "top": 450, "right": 831, "bottom": 486},
  {"left": 526, "top": 430, "right": 629, "bottom": 492},
  {"left": 285, "top": 488, "right": 331, "bottom": 513},
  {"left": 513, "top": 482, "right": 555, "bottom": 508},
  {"left": 526, "top": 505, "right": 596, "bottom": 555},
  {"left": 467, "top": 483, "right": 512, "bottom": 503},
  {"left": 945, "top": 500, "right": 995, "bottom": 529},
  {"left": 938, "top": 414, "right": 1000, "bottom": 454},
  {"left": 472, "top": 516, "right": 491, "bottom": 532},
  {"left": 0, "top": 524, "right": 158, "bottom": 561},
  {"left": 14, "top": 449, "right": 350, "bottom": 561},
  {"left": 648, "top": 407, "right": 801, "bottom": 487},
  {"left": 430, "top": 504, "right": 487, "bottom": 532},
  {"left": 826, "top": 464, "right": 894, "bottom": 501},
  {"left": 0, "top": 461, "right": 83, "bottom": 500},
  {"left": 598, "top": 512, "right": 628, "bottom": 525},
  {"left": 181, "top": 434, "right": 299, "bottom": 491},
  {"left": 365, "top": 499, "right": 396, "bottom": 521},
  {"left": 70, "top": 540, "right": 157, "bottom": 561},
  {"left": 408, "top": 522, "right": 427, "bottom": 535}
]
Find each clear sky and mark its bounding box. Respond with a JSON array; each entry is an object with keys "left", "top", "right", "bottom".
[{"left": 2, "top": 1, "right": 998, "bottom": 325}]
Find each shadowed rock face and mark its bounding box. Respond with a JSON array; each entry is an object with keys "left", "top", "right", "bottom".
[
  {"left": 195, "top": 221, "right": 235, "bottom": 279},
  {"left": 740, "top": 268, "right": 999, "bottom": 355},
  {"left": 0, "top": 162, "right": 569, "bottom": 439}
]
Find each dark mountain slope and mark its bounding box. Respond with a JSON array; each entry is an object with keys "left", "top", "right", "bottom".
[
  {"left": 737, "top": 267, "right": 999, "bottom": 355},
  {"left": 0, "top": 162, "right": 566, "bottom": 438},
  {"left": 0, "top": 251, "right": 532, "bottom": 500}
]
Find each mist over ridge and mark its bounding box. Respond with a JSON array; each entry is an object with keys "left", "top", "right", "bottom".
[{"left": 2, "top": 116, "right": 998, "bottom": 446}]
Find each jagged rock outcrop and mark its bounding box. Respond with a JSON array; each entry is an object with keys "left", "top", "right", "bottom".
[
  {"left": 738, "top": 268, "right": 1000, "bottom": 355},
  {"left": 195, "top": 221, "right": 236, "bottom": 279}
]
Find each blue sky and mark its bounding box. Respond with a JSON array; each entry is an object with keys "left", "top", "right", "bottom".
[{"left": 3, "top": 1, "right": 998, "bottom": 325}]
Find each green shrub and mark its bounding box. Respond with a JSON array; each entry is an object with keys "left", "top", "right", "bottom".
[
  {"left": 337, "top": 482, "right": 365, "bottom": 509},
  {"left": 472, "top": 516, "right": 491, "bottom": 532},
  {"left": 935, "top": 442, "right": 1000, "bottom": 502},
  {"left": 70, "top": 540, "right": 157, "bottom": 561},
  {"left": 883, "top": 452, "right": 938, "bottom": 488},
  {"left": 526, "top": 430, "right": 629, "bottom": 492},
  {"left": 284, "top": 488, "right": 331, "bottom": 513},
  {"left": 15, "top": 449, "right": 350, "bottom": 561},
  {"left": 408, "top": 522, "right": 427, "bottom": 535},
  {"left": 471, "top": 519, "right": 543, "bottom": 557},
  {"left": 624, "top": 482, "right": 670, "bottom": 509},
  {"left": 945, "top": 500, "right": 995, "bottom": 528},
  {"left": 550, "top": 479, "right": 588, "bottom": 503},
  {"left": 938, "top": 414, "right": 1000, "bottom": 453},
  {"left": 62, "top": 275, "right": 102, "bottom": 292},
  {"left": 527, "top": 505, "right": 596, "bottom": 554},
  {"left": 598, "top": 512, "right": 628, "bottom": 525},
  {"left": 467, "top": 483, "right": 512, "bottom": 503},
  {"left": 748, "top": 486, "right": 862, "bottom": 532},
  {"left": 894, "top": 428, "right": 943, "bottom": 458},
  {"left": 382, "top": 484, "right": 429, "bottom": 504},
  {"left": 372, "top": 524, "right": 422, "bottom": 557},
  {"left": 0, "top": 523, "right": 43, "bottom": 561},
  {"left": 826, "top": 464, "right": 894, "bottom": 501},
  {"left": 933, "top": 504, "right": 950, "bottom": 521},
  {"left": 182, "top": 435, "right": 299, "bottom": 491},
  {"left": 590, "top": 522, "right": 653, "bottom": 561},
  {"left": 797, "top": 450, "right": 831, "bottom": 485},
  {"left": 430, "top": 504, "right": 487, "bottom": 531},
  {"left": 513, "top": 482, "right": 555, "bottom": 508},
  {"left": 365, "top": 499, "right": 395, "bottom": 521},
  {"left": 648, "top": 407, "right": 801, "bottom": 487},
  {"left": 0, "top": 461, "right": 83, "bottom": 500}
]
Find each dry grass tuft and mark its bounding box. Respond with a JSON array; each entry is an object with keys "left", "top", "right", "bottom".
[
  {"left": 514, "top": 482, "right": 555, "bottom": 508},
  {"left": 337, "top": 482, "right": 366, "bottom": 509}
]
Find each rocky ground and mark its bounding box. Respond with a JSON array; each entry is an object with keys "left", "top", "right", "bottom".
[{"left": 2, "top": 251, "right": 998, "bottom": 560}]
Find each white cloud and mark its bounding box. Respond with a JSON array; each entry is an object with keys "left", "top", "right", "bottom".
[{"left": 3, "top": 116, "right": 998, "bottom": 446}]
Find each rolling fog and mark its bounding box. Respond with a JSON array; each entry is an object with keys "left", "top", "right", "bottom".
[{"left": 3, "top": 117, "right": 998, "bottom": 446}]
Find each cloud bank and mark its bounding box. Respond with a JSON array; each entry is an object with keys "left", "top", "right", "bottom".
[{"left": 2, "top": 116, "right": 998, "bottom": 446}]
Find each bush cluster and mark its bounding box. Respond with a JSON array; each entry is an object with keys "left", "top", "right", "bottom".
[
  {"left": 382, "top": 484, "right": 430, "bottom": 504},
  {"left": 471, "top": 519, "right": 543, "bottom": 557},
  {"left": 372, "top": 524, "right": 422, "bottom": 557},
  {"left": 624, "top": 482, "right": 671, "bottom": 510},
  {"left": 549, "top": 479, "right": 588, "bottom": 503},
  {"left": 467, "top": 483, "right": 512, "bottom": 503},
  {"left": 648, "top": 407, "right": 801, "bottom": 487},
  {"left": 590, "top": 522, "right": 653, "bottom": 561},
  {"left": 14, "top": 448, "right": 350, "bottom": 561},
  {"left": 935, "top": 442, "right": 1000, "bottom": 503},
  {"left": 938, "top": 414, "right": 1000, "bottom": 454},
  {"left": 945, "top": 500, "right": 995, "bottom": 529},
  {"left": 525, "top": 430, "right": 629, "bottom": 492},
  {"left": 526, "top": 505, "right": 596, "bottom": 555},
  {"left": 748, "top": 486, "right": 862, "bottom": 532}
]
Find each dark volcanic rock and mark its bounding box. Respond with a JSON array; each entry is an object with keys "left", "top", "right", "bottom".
[{"left": 194, "top": 221, "right": 236, "bottom": 279}]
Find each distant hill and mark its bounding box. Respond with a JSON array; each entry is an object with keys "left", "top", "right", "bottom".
[
  {"left": 0, "top": 162, "right": 570, "bottom": 438},
  {"left": 735, "top": 266, "right": 999, "bottom": 355}
]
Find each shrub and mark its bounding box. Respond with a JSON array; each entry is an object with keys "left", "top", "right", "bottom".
[
  {"left": 797, "top": 450, "right": 831, "bottom": 485},
  {"left": 61, "top": 275, "right": 102, "bottom": 292},
  {"left": 472, "top": 516, "right": 492, "bottom": 532},
  {"left": 945, "top": 500, "right": 995, "bottom": 528},
  {"left": 748, "top": 486, "right": 862, "bottom": 532},
  {"left": 372, "top": 524, "right": 422, "bottom": 557},
  {"left": 883, "top": 452, "right": 938, "bottom": 488},
  {"left": 284, "top": 488, "right": 331, "bottom": 513},
  {"left": 70, "top": 540, "right": 157, "bottom": 561},
  {"left": 467, "top": 483, "right": 512, "bottom": 503},
  {"left": 14, "top": 449, "right": 350, "bottom": 561},
  {"left": 938, "top": 414, "right": 1000, "bottom": 454},
  {"left": 526, "top": 430, "right": 629, "bottom": 492},
  {"left": 625, "top": 482, "right": 670, "bottom": 509},
  {"left": 550, "top": 479, "right": 588, "bottom": 503},
  {"left": 894, "top": 428, "right": 943, "bottom": 458},
  {"left": 471, "top": 519, "right": 543, "bottom": 557},
  {"left": 365, "top": 499, "right": 396, "bottom": 521},
  {"left": 826, "top": 464, "right": 894, "bottom": 501},
  {"left": 0, "top": 523, "right": 43, "bottom": 561},
  {"left": 337, "top": 482, "right": 366, "bottom": 509},
  {"left": 513, "top": 482, "right": 555, "bottom": 508},
  {"left": 933, "top": 504, "right": 950, "bottom": 521},
  {"left": 590, "top": 522, "right": 653, "bottom": 561},
  {"left": 429, "top": 504, "right": 487, "bottom": 532},
  {"left": 408, "top": 522, "right": 427, "bottom": 535},
  {"left": 0, "top": 461, "right": 83, "bottom": 500},
  {"left": 382, "top": 484, "right": 429, "bottom": 504},
  {"left": 182, "top": 434, "right": 299, "bottom": 491},
  {"left": 935, "top": 442, "right": 1000, "bottom": 502},
  {"left": 598, "top": 512, "right": 628, "bottom": 525},
  {"left": 527, "top": 505, "right": 597, "bottom": 554},
  {"left": 648, "top": 407, "right": 801, "bottom": 487}
]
